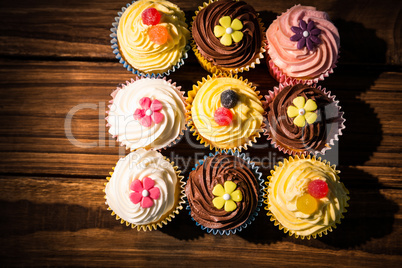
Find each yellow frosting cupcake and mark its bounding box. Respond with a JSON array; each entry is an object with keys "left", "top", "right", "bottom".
[
  {"left": 265, "top": 155, "right": 349, "bottom": 239},
  {"left": 115, "top": 0, "right": 190, "bottom": 76},
  {"left": 186, "top": 74, "right": 264, "bottom": 151}
]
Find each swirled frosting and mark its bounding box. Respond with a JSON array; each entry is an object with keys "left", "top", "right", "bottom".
[
  {"left": 186, "top": 154, "right": 259, "bottom": 230},
  {"left": 105, "top": 149, "right": 179, "bottom": 225},
  {"left": 268, "top": 157, "right": 349, "bottom": 237},
  {"left": 192, "top": 0, "right": 263, "bottom": 68},
  {"left": 107, "top": 78, "right": 186, "bottom": 150},
  {"left": 117, "top": 0, "right": 190, "bottom": 74},
  {"left": 266, "top": 5, "right": 340, "bottom": 79},
  {"left": 267, "top": 84, "right": 339, "bottom": 153},
  {"left": 190, "top": 76, "right": 264, "bottom": 149}
]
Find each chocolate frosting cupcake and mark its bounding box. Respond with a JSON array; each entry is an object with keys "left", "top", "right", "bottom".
[
  {"left": 266, "top": 83, "right": 344, "bottom": 154},
  {"left": 186, "top": 153, "right": 259, "bottom": 231},
  {"left": 192, "top": 0, "right": 263, "bottom": 69}
]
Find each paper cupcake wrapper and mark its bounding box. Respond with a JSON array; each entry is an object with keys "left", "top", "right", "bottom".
[
  {"left": 263, "top": 154, "right": 349, "bottom": 239},
  {"left": 110, "top": 1, "right": 190, "bottom": 78},
  {"left": 185, "top": 150, "right": 264, "bottom": 235},
  {"left": 104, "top": 156, "right": 186, "bottom": 231},
  {"left": 263, "top": 80, "right": 345, "bottom": 156},
  {"left": 190, "top": 0, "right": 266, "bottom": 74},
  {"left": 186, "top": 73, "right": 266, "bottom": 152},
  {"left": 265, "top": 40, "right": 339, "bottom": 85},
  {"left": 106, "top": 76, "right": 187, "bottom": 151}
]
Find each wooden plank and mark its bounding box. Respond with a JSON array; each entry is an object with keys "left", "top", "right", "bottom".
[
  {"left": 0, "top": 175, "right": 400, "bottom": 213},
  {"left": 0, "top": 0, "right": 401, "bottom": 65},
  {"left": 0, "top": 151, "right": 400, "bottom": 189},
  {"left": 1, "top": 230, "right": 401, "bottom": 267},
  {"left": 1, "top": 133, "right": 401, "bottom": 156},
  {"left": 0, "top": 60, "right": 401, "bottom": 182},
  {"left": 0, "top": 176, "right": 401, "bottom": 266},
  {"left": 0, "top": 61, "right": 401, "bottom": 123}
]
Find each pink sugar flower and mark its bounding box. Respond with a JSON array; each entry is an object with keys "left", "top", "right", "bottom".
[
  {"left": 133, "top": 97, "right": 164, "bottom": 127},
  {"left": 129, "top": 177, "right": 161, "bottom": 208}
]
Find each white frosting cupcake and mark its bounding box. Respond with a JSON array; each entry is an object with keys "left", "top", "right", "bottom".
[
  {"left": 105, "top": 149, "right": 184, "bottom": 230},
  {"left": 106, "top": 77, "right": 186, "bottom": 150}
]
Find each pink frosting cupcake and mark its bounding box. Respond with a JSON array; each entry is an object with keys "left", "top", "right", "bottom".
[{"left": 266, "top": 5, "right": 340, "bottom": 84}]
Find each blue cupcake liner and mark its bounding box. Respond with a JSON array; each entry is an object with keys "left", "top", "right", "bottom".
[
  {"left": 110, "top": 1, "right": 190, "bottom": 78},
  {"left": 185, "top": 150, "right": 264, "bottom": 235}
]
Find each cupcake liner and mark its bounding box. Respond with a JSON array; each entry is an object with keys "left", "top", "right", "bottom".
[
  {"left": 263, "top": 154, "right": 350, "bottom": 239},
  {"left": 110, "top": 0, "right": 190, "bottom": 78},
  {"left": 185, "top": 150, "right": 264, "bottom": 235},
  {"left": 186, "top": 73, "right": 266, "bottom": 152},
  {"left": 263, "top": 80, "right": 345, "bottom": 156},
  {"left": 191, "top": 0, "right": 266, "bottom": 74},
  {"left": 106, "top": 76, "right": 187, "bottom": 151},
  {"left": 104, "top": 156, "right": 186, "bottom": 231},
  {"left": 265, "top": 41, "right": 339, "bottom": 85}
]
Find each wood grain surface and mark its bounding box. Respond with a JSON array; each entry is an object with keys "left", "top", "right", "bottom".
[{"left": 0, "top": 0, "right": 401, "bottom": 267}]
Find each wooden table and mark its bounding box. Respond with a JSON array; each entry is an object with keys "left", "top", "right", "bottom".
[{"left": 1, "top": 0, "right": 401, "bottom": 266}]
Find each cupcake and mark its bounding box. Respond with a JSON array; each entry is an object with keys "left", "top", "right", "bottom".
[
  {"left": 104, "top": 149, "right": 185, "bottom": 231},
  {"left": 191, "top": 0, "right": 265, "bottom": 74},
  {"left": 185, "top": 151, "right": 263, "bottom": 235},
  {"left": 266, "top": 5, "right": 340, "bottom": 84},
  {"left": 265, "top": 155, "right": 349, "bottom": 239},
  {"left": 264, "top": 82, "right": 345, "bottom": 155},
  {"left": 111, "top": 0, "right": 190, "bottom": 77},
  {"left": 106, "top": 77, "right": 186, "bottom": 151},
  {"left": 186, "top": 74, "right": 264, "bottom": 151}
]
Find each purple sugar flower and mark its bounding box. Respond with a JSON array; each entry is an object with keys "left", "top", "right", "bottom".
[{"left": 290, "top": 20, "right": 321, "bottom": 51}]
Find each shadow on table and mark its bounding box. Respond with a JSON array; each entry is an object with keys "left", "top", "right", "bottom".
[
  {"left": 329, "top": 72, "right": 384, "bottom": 166},
  {"left": 236, "top": 206, "right": 287, "bottom": 244},
  {"left": 291, "top": 168, "right": 399, "bottom": 253},
  {"left": 159, "top": 206, "right": 206, "bottom": 240},
  {"left": 237, "top": 168, "right": 398, "bottom": 249},
  {"left": 0, "top": 200, "right": 121, "bottom": 236},
  {"left": 159, "top": 134, "right": 210, "bottom": 241},
  {"left": 320, "top": 20, "right": 388, "bottom": 166},
  {"left": 258, "top": 11, "right": 278, "bottom": 28},
  {"left": 332, "top": 19, "right": 387, "bottom": 65}
]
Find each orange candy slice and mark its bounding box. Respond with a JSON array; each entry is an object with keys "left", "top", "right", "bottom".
[{"left": 148, "top": 25, "right": 169, "bottom": 45}]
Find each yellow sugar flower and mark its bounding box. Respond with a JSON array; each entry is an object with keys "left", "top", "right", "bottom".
[
  {"left": 287, "top": 96, "right": 318, "bottom": 127},
  {"left": 212, "top": 181, "right": 243, "bottom": 212},
  {"left": 213, "top": 16, "right": 243, "bottom": 46}
]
